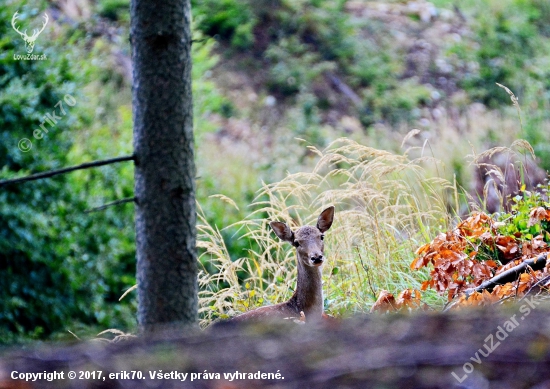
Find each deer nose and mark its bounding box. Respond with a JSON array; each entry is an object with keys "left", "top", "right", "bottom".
[{"left": 311, "top": 254, "right": 324, "bottom": 265}]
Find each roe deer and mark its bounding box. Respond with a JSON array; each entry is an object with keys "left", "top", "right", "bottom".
[{"left": 232, "top": 206, "right": 334, "bottom": 324}]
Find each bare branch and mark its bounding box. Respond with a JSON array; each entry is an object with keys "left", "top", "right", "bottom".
[
  {"left": 0, "top": 155, "right": 135, "bottom": 188},
  {"left": 84, "top": 197, "right": 136, "bottom": 214},
  {"left": 519, "top": 273, "right": 550, "bottom": 302},
  {"left": 444, "top": 253, "right": 548, "bottom": 311},
  {"left": 464, "top": 253, "right": 548, "bottom": 296}
]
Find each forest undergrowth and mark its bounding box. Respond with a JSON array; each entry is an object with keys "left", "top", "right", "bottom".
[{"left": 197, "top": 134, "right": 549, "bottom": 328}]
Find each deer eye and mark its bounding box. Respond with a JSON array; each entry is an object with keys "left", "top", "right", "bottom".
[
  {"left": 320, "top": 235, "right": 325, "bottom": 241},
  {"left": 293, "top": 241, "right": 300, "bottom": 248}
]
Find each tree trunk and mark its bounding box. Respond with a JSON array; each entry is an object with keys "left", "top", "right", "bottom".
[{"left": 131, "top": 0, "right": 197, "bottom": 332}]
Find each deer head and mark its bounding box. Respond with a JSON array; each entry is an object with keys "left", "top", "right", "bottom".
[
  {"left": 230, "top": 206, "right": 335, "bottom": 323},
  {"left": 270, "top": 206, "right": 334, "bottom": 270},
  {"left": 12, "top": 12, "right": 49, "bottom": 54}
]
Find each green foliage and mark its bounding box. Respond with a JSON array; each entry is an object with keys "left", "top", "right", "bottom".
[
  {"left": 448, "top": 0, "right": 550, "bottom": 113},
  {"left": 364, "top": 80, "right": 433, "bottom": 126},
  {"left": 459, "top": 2, "right": 535, "bottom": 106},
  {"left": 498, "top": 185, "right": 550, "bottom": 242},
  {"left": 192, "top": 0, "right": 441, "bottom": 127},
  {"left": 1, "top": 0, "right": 78, "bottom": 342},
  {"left": 265, "top": 37, "right": 335, "bottom": 96},
  {"left": 98, "top": 0, "right": 129, "bottom": 22},
  {"left": 459, "top": 184, "right": 550, "bottom": 269},
  {"left": 191, "top": 0, "right": 550, "bottom": 166},
  {"left": 192, "top": 0, "right": 255, "bottom": 49},
  {"left": 0, "top": 0, "right": 137, "bottom": 343},
  {"left": 192, "top": 36, "right": 234, "bottom": 134},
  {"left": 1, "top": 0, "right": 242, "bottom": 343}
]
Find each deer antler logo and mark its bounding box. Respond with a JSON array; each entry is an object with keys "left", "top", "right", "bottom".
[{"left": 11, "top": 12, "right": 49, "bottom": 54}]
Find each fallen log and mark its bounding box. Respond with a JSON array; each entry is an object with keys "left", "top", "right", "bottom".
[
  {"left": 465, "top": 253, "right": 548, "bottom": 295},
  {"left": 443, "top": 253, "right": 548, "bottom": 312},
  {"left": 2, "top": 306, "right": 550, "bottom": 389}
]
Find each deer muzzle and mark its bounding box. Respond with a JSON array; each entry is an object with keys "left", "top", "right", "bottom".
[{"left": 310, "top": 254, "right": 324, "bottom": 266}]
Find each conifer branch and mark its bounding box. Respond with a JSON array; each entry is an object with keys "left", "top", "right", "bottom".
[
  {"left": 0, "top": 155, "right": 135, "bottom": 187},
  {"left": 84, "top": 197, "right": 137, "bottom": 213}
]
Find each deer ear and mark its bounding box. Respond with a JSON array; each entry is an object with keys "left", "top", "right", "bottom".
[
  {"left": 316, "top": 206, "right": 335, "bottom": 233},
  {"left": 270, "top": 221, "right": 295, "bottom": 243}
]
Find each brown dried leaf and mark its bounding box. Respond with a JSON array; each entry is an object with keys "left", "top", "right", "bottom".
[
  {"left": 410, "top": 255, "right": 429, "bottom": 270},
  {"left": 517, "top": 273, "right": 534, "bottom": 295},
  {"left": 415, "top": 242, "right": 431, "bottom": 256},
  {"left": 371, "top": 290, "right": 397, "bottom": 313},
  {"left": 533, "top": 235, "right": 547, "bottom": 251},
  {"left": 396, "top": 289, "right": 422, "bottom": 310},
  {"left": 481, "top": 289, "right": 499, "bottom": 304},
  {"left": 458, "top": 212, "right": 494, "bottom": 238},
  {"left": 528, "top": 207, "right": 550, "bottom": 227},
  {"left": 495, "top": 235, "right": 520, "bottom": 260},
  {"left": 493, "top": 283, "right": 514, "bottom": 299}
]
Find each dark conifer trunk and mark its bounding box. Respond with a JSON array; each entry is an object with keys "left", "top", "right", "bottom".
[{"left": 131, "top": 0, "right": 197, "bottom": 332}]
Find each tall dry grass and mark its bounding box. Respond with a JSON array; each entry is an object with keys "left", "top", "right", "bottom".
[
  {"left": 194, "top": 75, "right": 550, "bottom": 327},
  {"left": 197, "top": 137, "right": 462, "bottom": 327},
  {"left": 195, "top": 82, "right": 550, "bottom": 328}
]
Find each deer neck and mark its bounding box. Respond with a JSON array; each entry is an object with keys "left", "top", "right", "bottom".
[{"left": 288, "top": 258, "right": 324, "bottom": 320}]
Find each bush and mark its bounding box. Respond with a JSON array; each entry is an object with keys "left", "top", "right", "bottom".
[
  {"left": 0, "top": 0, "right": 137, "bottom": 343},
  {"left": 192, "top": 0, "right": 255, "bottom": 49}
]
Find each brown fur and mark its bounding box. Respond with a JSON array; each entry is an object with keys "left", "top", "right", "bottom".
[{"left": 232, "top": 207, "right": 335, "bottom": 323}]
